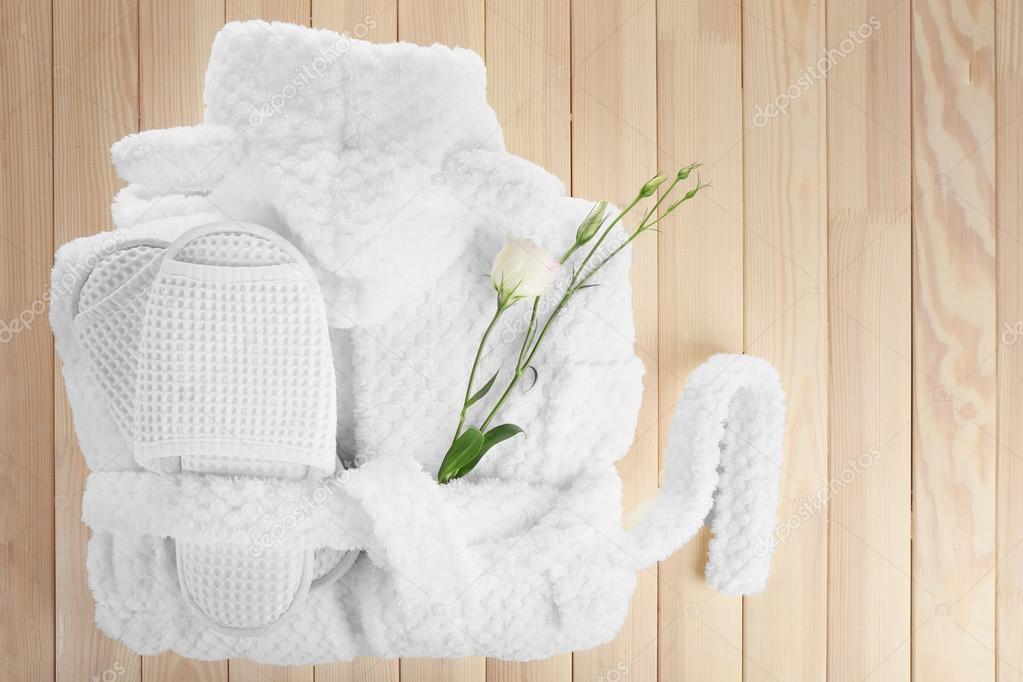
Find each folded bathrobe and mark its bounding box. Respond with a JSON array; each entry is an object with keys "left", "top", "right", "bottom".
[{"left": 50, "top": 20, "right": 786, "bottom": 664}]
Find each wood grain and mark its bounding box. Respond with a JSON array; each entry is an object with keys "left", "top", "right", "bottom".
[
  {"left": 399, "top": 0, "right": 484, "bottom": 53},
  {"left": 741, "top": 1, "right": 828, "bottom": 681},
  {"left": 485, "top": 0, "right": 571, "bottom": 186},
  {"left": 312, "top": 0, "right": 397, "bottom": 42},
  {"left": 227, "top": 0, "right": 310, "bottom": 24},
  {"left": 826, "top": 1, "right": 913, "bottom": 681},
  {"left": 316, "top": 658, "right": 400, "bottom": 682},
  {"left": 997, "top": 2, "right": 1023, "bottom": 680},
  {"left": 138, "top": 3, "right": 226, "bottom": 679},
  {"left": 0, "top": 1, "right": 54, "bottom": 681},
  {"left": 396, "top": 4, "right": 487, "bottom": 682},
  {"left": 484, "top": 5, "right": 570, "bottom": 682},
  {"left": 11, "top": 2, "right": 1023, "bottom": 680},
  {"left": 307, "top": 5, "right": 399, "bottom": 682},
  {"left": 140, "top": 0, "right": 224, "bottom": 130},
  {"left": 223, "top": 5, "right": 314, "bottom": 681},
  {"left": 52, "top": 3, "right": 141, "bottom": 682},
  {"left": 570, "top": 1, "right": 659, "bottom": 682},
  {"left": 911, "top": 1, "right": 997, "bottom": 680},
  {"left": 655, "top": 2, "right": 743, "bottom": 681}
]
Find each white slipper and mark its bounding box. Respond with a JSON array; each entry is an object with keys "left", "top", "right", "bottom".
[
  {"left": 73, "top": 222, "right": 355, "bottom": 635},
  {"left": 72, "top": 239, "right": 169, "bottom": 446}
]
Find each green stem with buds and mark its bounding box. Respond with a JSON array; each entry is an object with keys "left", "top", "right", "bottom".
[
  {"left": 454, "top": 301, "right": 506, "bottom": 439},
  {"left": 569, "top": 194, "right": 643, "bottom": 288},
  {"left": 445, "top": 164, "right": 705, "bottom": 481},
  {"left": 481, "top": 171, "right": 706, "bottom": 432}
]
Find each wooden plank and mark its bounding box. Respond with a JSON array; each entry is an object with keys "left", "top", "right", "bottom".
[
  {"left": 0, "top": 1, "right": 55, "bottom": 681},
  {"left": 570, "top": 1, "right": 658, "bottom": 681},
  {"left": 485, "top": 4, "right": 570, "bottom": 682},
  {"left": 911, "top": 1, "right": 997, "bottom": 680},
  {"left": 308, "top": 4, "right": 398, "bottom": 681},
  {"left": 315, "top": 658, "right": 399, "bottom": 682},
  {"left": 30, "top": 3, "right": 1015, "bottom": 679},
  {"left": 741, "top": 2, "right": 828, "bottom": 681},
  {"left": 224, "top": 4, "right": 314, "bottom": 680},
  {"left": 228, "top": 0, "right": 311, "bottom": 24},
  {"left": 140, "top": 0, "right": 224, "bottom": 130},
  {"left": 655, "top": 2, "right": 743, "bottom": 681},
  {"left": 396, "top": 2, "right": 485, "bottom": 680},
  {"left": 52, "top": 1, "right": 141, "bottom": 681},
  {"left": 400, "top": 658, "right": 487, "bottom": 682},
  {"left": 312, "top": 0, "right": 397, "bottom": 42},
  {"left": 138, "top": 2, "right": 226, "bottom": 680},
  {"left": 826, "top": 2, "right": 913, "bottom": 681},
  {"left": 230, "top": 658, "right": 317, "bottom": 682},
  {"left": 399, "top": 0, "right": 484, "bottom": 52},
  {"left": 997, "top": 2, "right": 1023, "bottom": 680},
  {"left": 485, "top": 0, "right": 571, "bottom": 185}
]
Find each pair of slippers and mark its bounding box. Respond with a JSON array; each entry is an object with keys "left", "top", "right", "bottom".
[{"left": 72, "top": 222, "right": 356, "bottom": 636}]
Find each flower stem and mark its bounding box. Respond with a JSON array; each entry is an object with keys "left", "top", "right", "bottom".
[
  {"left": 479, "top": 199, "right": 646, "bottom": 431},
  {"left": 478, "top": 170, "right": 705, "bottom": 434},
  {"left": 570, "top": 194, "right": 642, "bottom": 288},
  {"left": 481, "top": 289, "right": 574, "bottom": 431},
  {"left": 454, "top": 301, "right": 505, "bottom": 439},
  {"left": 518, "top": 298, "right": 540, "bottom": 367},
  {"left": 575, "top": 178, "right": 706, "bottom": 288}
]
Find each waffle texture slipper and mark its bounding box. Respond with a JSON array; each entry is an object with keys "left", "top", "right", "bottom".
[
  {"left": 72, "top": 239, "right": 168, "bottom": 445},
  {"left": 73, "top": 221, "right": 352, "bottom": 635}
]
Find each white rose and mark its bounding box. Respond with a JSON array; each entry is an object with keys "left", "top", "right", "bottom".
[{"left": 491, "top": 238, "right": 561, "bottom": 305}]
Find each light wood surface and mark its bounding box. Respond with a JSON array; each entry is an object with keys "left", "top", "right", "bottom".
[
  {"left": 911, "top": 0, "right": 998, "bottom": 680},
  {"left": 139, "top": 4, "right": 228, "bottom": 679},
  {"left": 656, "top": 3, "right": 743, "bottom": 682},
  {"left": 395, "top": 3, "right": 487, "bottom": 682},
  {"left": 483, "top": 4, "right": 571, "bottom": 682},
  {"left": 998, "top": 3, "right": 1023, "bottom": 681},
  {"left": 53, "top": 3, "right": 141, "bottom": 682},
  {"left": 2, "top": 1, "right": 1020, "bottom": 681},
  {"left": 225, "top": 8, "right": 317, "bottom": 682},
  {"left": 741, "top": 2, "right": 828, "bottom": 681},
  {"left": 827, "top": 1, "right": 912, "bottom": 681},
  {"left": 570, "top": 2, "right": 658, "bottom": 682},
  {"left": 1, "top": 2, "right": 54, "bottom": 682}
]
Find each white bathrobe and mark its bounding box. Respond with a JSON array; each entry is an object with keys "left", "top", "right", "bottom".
[{"left": 50, "top": 20, "right": 785, "bottom": 664}]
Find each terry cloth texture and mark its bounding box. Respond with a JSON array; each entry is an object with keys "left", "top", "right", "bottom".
[
  {"left": 71, "top": 222, "right": 353, "bottom": 637},
  {"left": 51, "top": 20, "right": 787, "bottom": 664}
]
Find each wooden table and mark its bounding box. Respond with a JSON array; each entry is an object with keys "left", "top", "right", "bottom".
[{"left": 2, "top": 1, "right": 1017, "bottom": 680}]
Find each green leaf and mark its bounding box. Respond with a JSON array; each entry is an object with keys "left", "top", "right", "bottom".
[
  {"left": 466, "top": 371, "right": 499, "bottom": 408},
  {"left": 437, "top": 427, "right": 484, "bottom": 483},
  {"left": 455, "top": 424, "right": 526, "bottom": 479},
  {"left": 483, "top": 423, "right": 525, "bottom": 451}
]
